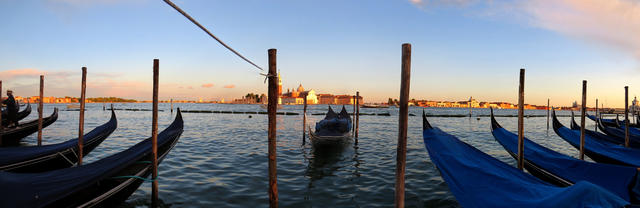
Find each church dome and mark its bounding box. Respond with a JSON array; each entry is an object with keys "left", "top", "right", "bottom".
[{"left": 297, "top": 84, "right": 304, "bottom": 92}]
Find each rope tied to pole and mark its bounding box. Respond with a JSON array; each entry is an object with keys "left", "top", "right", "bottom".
[
  {"left": 111, "top": 175, "right": 157, "bottom": 182},
  {"left": 260, "top": 72, "right": 278, "bottom": 83},
  {"left": 163, "top": 0, "right": 264, "bottom": 72}
]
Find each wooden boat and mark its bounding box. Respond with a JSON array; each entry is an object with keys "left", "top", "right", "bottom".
[
  {"left": 587, "top": 114, "right": 618, "bottom": 127},
  {"left": 568, "top": 112, "right": 630, "bottom": 147},
  {"left": 1, "top": 103, "right": 31, "bottom": 126},
  {"left": 0, "top": 109, "right": 184, "bottom": 207},
  {"left": 552, "top": 110, "right": 640, "bottom": 167},
  {"left": 490, "top": 109, "right": 640, "bottom": 202},
  {"left": 422, "top": 110, "right": 629, "bottom": 207},
  {"left": 0, "top": 109, "right": 117, "bottom": 173},
  {"left": 361, "top": 104, "right": 388, "bottom": 108},
  {"left": 595, "top": 115, "right": 640, "bottom": 148},
  {"left": 309, "top": 106, "right": 352, "bottom": 147},
  {"left": 1, "top": 108, "right": 58, "bottom": 146}
]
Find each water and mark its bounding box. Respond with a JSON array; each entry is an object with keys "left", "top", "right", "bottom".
[{"left": 21, "top": 103, "right": 597, "bottom": 207}]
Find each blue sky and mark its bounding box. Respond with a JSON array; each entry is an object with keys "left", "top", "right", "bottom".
[{"left": 1, "top": 0, "right": 639, "bottom": 107}]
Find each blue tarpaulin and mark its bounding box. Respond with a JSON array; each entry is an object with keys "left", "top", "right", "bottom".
[{"left": 423, "top": 124, "right": 628, "bottom": 207}]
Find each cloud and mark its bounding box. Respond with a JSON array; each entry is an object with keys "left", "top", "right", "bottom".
[
  {"left": 223, "top": 84, "right": 235, "bottom": 89},
  {"left": 0, "top": 68, "right": 73, "bottom": 80},
  {"left": 187, "top": 86, "right": 193, "bottom": 89},
  {"left": 409, "top": 0, "right": 640, "bottom": 61},
  {"left": 201, "top": 83, "right": 214, "bottom": 88}
]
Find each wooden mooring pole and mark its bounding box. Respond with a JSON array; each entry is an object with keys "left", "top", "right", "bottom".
[
  {"left": 595, "top": 99, "right": 598, "bottom": 132},
  {"left": 151, "top": 59, "right": 160, "bottom": 207},
  {"left": 356, "top": 91, "right": 360, "bottom": 139},
  {"left": 517, "top": 69, "right": 525, "bottom": 170},
  {"left": 267, "top": 49, "right": 279, "bottom": 208},
  {"left": 625, "top": 86, "right": 630, "bottom": 148},
  {"left": 546, "top": 98, "right": 550, "bottom": 133},
  {"left": 0, "top": 81, "right": 3, "bottom": 146},
  {"left": 171, "top": 98, "right": 174, "bottom": 113},
  {"left": 394, "top": 43, "right": 411, "bottom": 208},
  {"left": 352, "top": 95, "right": 356, "bottom": 135},
  {"left": 78, "top": 67, "right": 87, "bottom": 165},
  {"left": 37, "top": 75, "right": 44, "bottom": 146},
  {"left": 302, "top": 95, "right": 307, "bottom": 145},
  {"left": 579, "top": 80, "right": 586, "bottom": 160}
]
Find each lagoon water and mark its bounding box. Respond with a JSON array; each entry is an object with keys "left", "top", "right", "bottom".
[{"left": 23, "top": 103, "right": 596, "bottom": 207}]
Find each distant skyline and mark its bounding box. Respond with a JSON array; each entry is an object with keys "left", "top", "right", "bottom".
[{"left": 1, "top": 0, "right": 639, "bottom": 107}]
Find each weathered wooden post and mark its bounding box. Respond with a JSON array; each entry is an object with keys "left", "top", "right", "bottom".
[
  {"left": 0, "top": 81, "right": 3, "bottom": 146},
  {"left": 517, "top": 69, "right": 525, "bottom": 170},
  {"left": 37, "top": 75, "right": 44, "bottom": 146},
  {"left": 267, "top": 49, "right": 279, "bottom": 208},
  {"left": 171, "top": 98, "right": 174, "bottom": 113},
  {"left": 395, "top": 43, "right": 411, "bottom": 208},
  {"left": 469, "top": 97, "right": 472, "bottom": 117},
  {"left": 546, "top": 98, "right": 550, "bottom": 133},
  {"left": 595, "top": 99, "right": 598, "bottom": 132},
  {"left": 103, "top": 103, "right": 106, "bottom": 111},
  {"left": 356, "top": 91, "right": 360, "bottom": 139},
  {"left": 302, "top": 95, "right": 307, "bottom": 145},
  {"left": 625, "top": 86, "right": 630, "bottom": 148},
  {"left": 151, "top": 59, "right": 160, "bottom": 208},
  {"left": 579, "top": 80, "right": 586, "bottom": 160},
  {"left": 78, "top": 67, "right": 87, "bottom": 165},
  {"left": 352, "top": 95, "right": 356, "bottom": 135}
]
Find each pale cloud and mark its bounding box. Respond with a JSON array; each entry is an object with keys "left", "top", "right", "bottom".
[
  {"left": 187, "top": 86, "right": 193, "bottom": 89},
  {"left": 223, "top": 84, "right": 235, "bottom": 89},
  {"left": 409, "top": 0, "right": 640, "bottom": 61},
  {"left": 0, "top": 68, "right": 73, "bottom": 80},
  {"left": 201, "top": 83, "right": 214, "bottom": 88}
]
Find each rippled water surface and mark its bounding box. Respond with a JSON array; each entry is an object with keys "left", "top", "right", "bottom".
[{"left": 22, "top": 103, "right": 599, "bottom": 207}]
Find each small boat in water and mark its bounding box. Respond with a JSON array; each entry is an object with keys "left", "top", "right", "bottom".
[
  {"left": 361, "top": 104, "right": 388, "bottom": 108},
  {"left": 309, "top": 106, "right": 352, "bottom": 147},
  {"left": 0, "top": 109, "right": 184, "bottom": 207},
  {"left": 0, "top": 109, "right": 117, "bottom": 173},
  {"left": 1, "top": 108, "right": 58, "bottom": 146}
]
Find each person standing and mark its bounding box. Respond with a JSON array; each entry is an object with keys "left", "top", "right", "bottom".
[{"left": 3, "top": 90, "right": 18, "bottom": 127}]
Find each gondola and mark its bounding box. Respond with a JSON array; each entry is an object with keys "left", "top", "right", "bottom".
[
  {"left": 587, "top": 114, "right": 618, "bottom": 127},
  {"left": 490, "top": 109, "right": 640, "bottom": 202},
  {"left": 0, "top": 109, "right": 117, "bottom": 173},
  {"left": 552, "top": 110, "right": 640, "bottom": 167},
  {"left": 0, "top": 109, "right": 184, "bottom": 207},
  {"left": 422, "top": 110, "right": 628, "bottom": 207},
  {"left": 569, "top": 112, "right": 629, "bottom": 146},
  {"left": 1, "top": 103, "right": 31, "bottom": 126},
  {"left": 1, "top": 108, "right": 58, "bottom": 146},
  {"left": 595, "top": 115, "right": 640, "bottom": 148},
  {"left": 309, "top": 106, "right": 352, "bottom": 147}
]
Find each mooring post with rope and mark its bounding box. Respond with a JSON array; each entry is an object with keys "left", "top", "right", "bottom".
[
  {"left": 517, "top": 69, "right": 525, "bottom": 170},
  {"left": 267, "top": 49, "right": 279, "bottom": 208},
  {"left": 395, "top": 43, "right": 411, "bottom": 208},
  {"left": 151, "top": 59, "right": 160, "bottom": 208},
  {"left": 78, "top": 67, "right": 87, "bottom": 165},
  {"left": 38, "top": 75, "right": 44, "bottom": 146},
  {"left": 579, "top": 80, "right": 586, "bottom": 160}
]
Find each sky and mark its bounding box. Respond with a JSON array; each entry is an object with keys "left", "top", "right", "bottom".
[{"left": 1, "top": 0, "right": 639, "bottom": 107}]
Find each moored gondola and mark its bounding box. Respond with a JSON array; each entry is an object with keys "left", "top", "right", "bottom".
[
  {"left": 490, "top": 109, "right": 640, "bottom": 202},
  {"left": 1, "top": 108, "right": 58, "bottom": 146},
  {"left": 309, "top": 106, "right": 352, "bottom": 147},
  {"left": 0, "top": 109, "right": 117, "bottom": 173},
  {"left": 0, "top": 109, "right": 184, "bottom": 207},
  {"left": 569, "top": 112, "right": 627, "bottom": 146},
  {"left": 552, "top": 110, "right": 640, "bottom": 167},
  {"left": 587, "top": 114, "right": 618, "bottom": 127},
  {"left": 423, "top": 110, "right": 629, "bottom": 207},
  {"left": 1, "top": 103, "right": 31, "bottom": 126}
]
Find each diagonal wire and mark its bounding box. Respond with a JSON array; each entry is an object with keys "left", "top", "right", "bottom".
[{"left": 163, "top": 0, "right": 264, "bottom": 71}]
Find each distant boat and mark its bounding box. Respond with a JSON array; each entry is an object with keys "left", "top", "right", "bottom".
[
  {"left": 309, "top": 106, "right": 352, "bottom": 147},
  {"left": 361, "top": 104, "right": 388, "bottom": 108},
  {"left": 67, "top": 104, "right": 80, "bottom": 109}
]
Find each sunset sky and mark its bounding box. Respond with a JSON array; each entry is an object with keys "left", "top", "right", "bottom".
[{"left": 1, "top": 0, "right": 639, "bottom": 107}]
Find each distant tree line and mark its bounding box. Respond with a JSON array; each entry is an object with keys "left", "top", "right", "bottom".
[{"left": 87, "top": 97, "right": 137, "bottom": 103}]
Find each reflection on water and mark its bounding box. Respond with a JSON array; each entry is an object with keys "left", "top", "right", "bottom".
[{"left": 18, "top": 103, "right": 592, "bottom": 207}]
